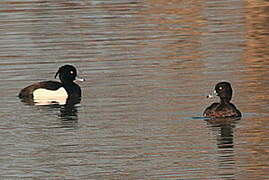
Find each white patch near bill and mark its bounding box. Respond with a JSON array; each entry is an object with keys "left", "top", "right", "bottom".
[{"left": 33, "top": 87, "right": 68, "bottom": 105}]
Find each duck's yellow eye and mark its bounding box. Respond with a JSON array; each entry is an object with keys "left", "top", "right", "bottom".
[
  {"left": 70, "top": 71, "right": 74, "bottom": 74},
  {"left": 219, "top": 87, "right": 222, "bottom": 90}
]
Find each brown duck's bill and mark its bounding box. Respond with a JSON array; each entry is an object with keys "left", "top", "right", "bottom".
[{"left": 207, "top": 90, "right": 218, "bottom": 99}]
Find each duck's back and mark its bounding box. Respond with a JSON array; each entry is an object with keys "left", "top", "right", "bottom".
[
  {"left": 19, "top": 81, "right": 63, "bottom": 98},
  {"left": 203, "top": 102, "right": 241, "bottom": 118}
]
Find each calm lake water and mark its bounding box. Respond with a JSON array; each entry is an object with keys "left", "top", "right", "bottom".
[{"left": 1, "top": 0, "right": 269, "bottom": 179}]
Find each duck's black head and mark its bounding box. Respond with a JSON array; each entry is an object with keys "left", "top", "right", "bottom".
[
  {"left": 215, "top": 82, "right": 233, "bottom": 102},
  {"left": 55, "top": 65, "right": 78, "bottom": 83}
]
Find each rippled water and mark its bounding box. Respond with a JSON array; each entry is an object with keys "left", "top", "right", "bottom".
[{"left": 1, "top": 0, "right": 269, "bottom": 179}]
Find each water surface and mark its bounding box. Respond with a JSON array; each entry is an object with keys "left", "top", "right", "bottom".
[{"left": 0, "top": 0, "right": 269, "bottom": 179}]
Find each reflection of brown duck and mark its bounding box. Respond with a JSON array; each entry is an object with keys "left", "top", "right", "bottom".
[
  {"left": 206, "top": 118, "right": 240, "bottom": 149},
  {"left": 204, "top": 82, "right": 241, "bottom": 118},
  {"left": 18, "top": 65, "right": 84, "bottom": 105},
  {"left": 205, "top": 117, "right": 240, "bottom": 179}
]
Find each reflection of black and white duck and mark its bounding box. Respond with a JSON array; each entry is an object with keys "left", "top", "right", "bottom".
[
  {"left": 19, "top": 65, "right": 84, "bottom": 105},
  {"left": 203, "top": 82, "right": 241, "bottom": 118}
]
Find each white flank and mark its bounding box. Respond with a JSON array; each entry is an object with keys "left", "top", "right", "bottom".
[{"left": 33, "top": 87, "right": 68, "bottom": 105}]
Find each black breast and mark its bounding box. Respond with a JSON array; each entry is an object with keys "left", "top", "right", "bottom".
[{"left": 62, "top": 83, "right": 81, "bottom": 98}]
